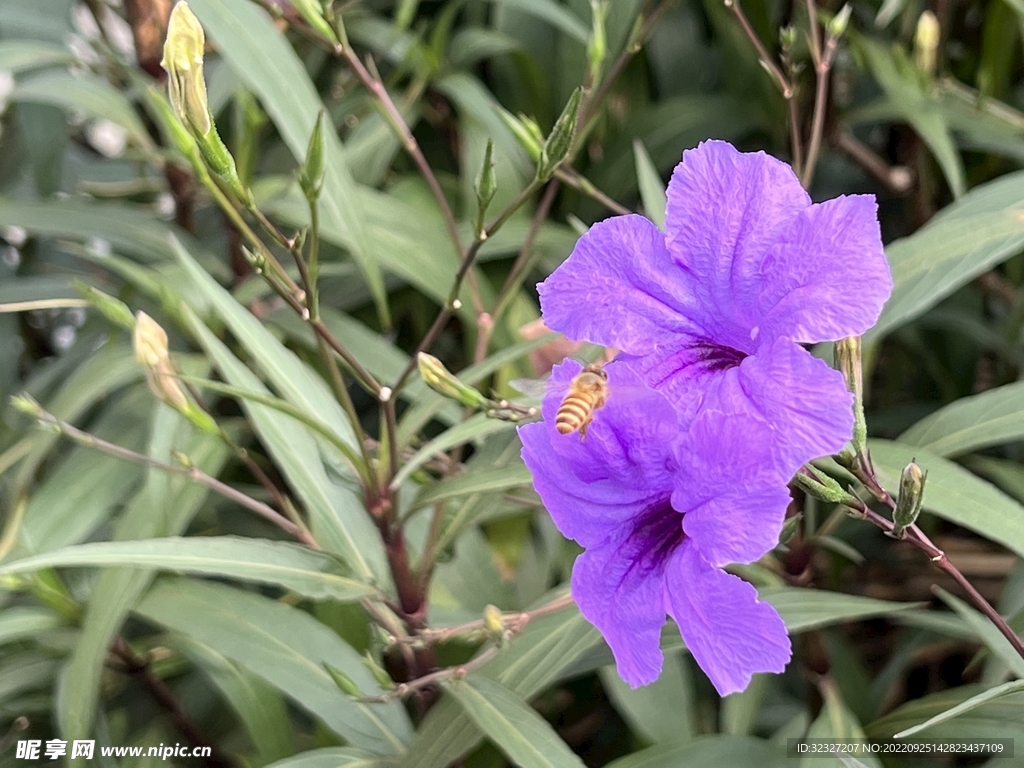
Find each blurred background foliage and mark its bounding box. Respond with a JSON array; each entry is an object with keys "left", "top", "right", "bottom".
[{"left": 1, "top": 0, "right": 1024, "bottom": 766}]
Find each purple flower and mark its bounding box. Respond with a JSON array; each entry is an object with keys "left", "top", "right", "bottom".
[
  {"left": 519, "top": 360, "right": 792, "bottom": 695},
  {"left": 539, "top": 141, "right": 892, "bottom": 479}
]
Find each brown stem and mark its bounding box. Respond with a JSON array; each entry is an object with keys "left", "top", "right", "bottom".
[
  {"left": 29, "top": 406, "right": 318, "bottom": 548},
  {"left": 490, "top": 180, "right": 561, "bottom": 333},
  {"left": 801, "top": 32, "right": 837, "bottom": 188},
  {"left": 848, "top": 500, "right": 1024, "bottom": 658},
  {"left": 392, "top": 180, "right": 543, "bottom": 393},
  {"left": 110, "top": 638, "right": 233, "bottom": 768},
  {"left": 834, "top": 131, "right": 914, "bottom": 193},
  {"left": 580, "top": 0, "right": 676, "bottom": 128},
  {"left": 723, "top": 0, "right": 793, "bottom": 98},
  {"left": 394, "top": 593, "right": 575, "bottom": 647},
  {"left": 358, "top": 646, "right": 500, "bottom": 703},
  {"left": 555, "top": 168, "right": 631, "bottom": 215}
]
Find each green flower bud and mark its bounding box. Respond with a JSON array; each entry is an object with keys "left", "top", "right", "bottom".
[
  {"left": 497, "top": 108, "right": 543, "bottom": 161},
  {"left": 827, "top": 4, "right": 852, "bottom": 39},
  {"left": 587, "top": 0, "right": 609, "bottom": 81},
  {"left": 324, "top": 663, "right": 362, "bottom": 696},
  {"left": 474, "top": 139, "right": 496, "bottom": 234},
  {"left": 75, "top": 282, "right": 135, "bottom": 330},
  {"left": 289, "top": 0, "right": 339, "bottom": 44},
  {"left": 890, "top": 462, "right": 926, "bottom": 539},
  {"left": 363, "top": 651, "right": 396, "bottom": 691},
  {"left": 537, "top": 87, "right": 583, "bottom": 182},
  {"left": 791, "top": 467, "right": 857, "bottom": 505},
  {"left": 10, "top": 393, "right": 44, "bottom": 419},
  {"left": 417, "top": 353, "right": 489, "bottom": 410},
  {"left": 483, "top": 604, "right": 505, "bottom": 635},
  {"left": 299, "top": 112, "right": 326, "bottom": 204},
  {"left": 777, "top": 513, "right": 803, "bottom": 547}
]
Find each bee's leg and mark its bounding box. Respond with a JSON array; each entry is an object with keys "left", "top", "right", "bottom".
[{"left": 578, "top": 414, "right": 592, "bottom": 440}]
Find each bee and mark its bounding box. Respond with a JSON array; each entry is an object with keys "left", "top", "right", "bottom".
[
  {"left": 512, "top": 362, "right": 611, "bottom": 438},
  {"left": 554, "top": 363, "right": 609, "bottom": 436}
]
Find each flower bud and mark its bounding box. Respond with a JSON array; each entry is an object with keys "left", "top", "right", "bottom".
[
  {"left": 75, "top": 283, "right": 135, "bottom": 330},
  {"left": 834, "top": 336, "right": 867, "bottom": 452},
  {"left": 890, "top": 462, "right": 926, "bottom": 539},
  {"left": 828, "top": 4, "right": 852, "bottom": 39},
  {"left": 161, "top": 2, "right": 249, "bottom": 202},
  {"left": 537, "top": 87, "right": 583, "bottom": 182},
  {"left": 497, "top": 108, "right": 543, "bottom": 161},
  {"left": 161, "top": 2, "right": 210, "bottom": 136},
  {"left": 417, "top": 353, "right": 489, "bottom": 410},
  {"left": 324, "top": 663, "right": 362, "bottom": 696},
  {"left": 791, "top": 466, "right": 857, "bottom": 505},
  {"left": 134, "top": 312, "right": 190, "bottom": 411},
  {"left": 914, "top": 11, "right": 940, "bottom": 76},
  {"left": 777, "top": 513, "right": 802, "bottom": 546},
  {"left": 289, "top": 0, "right": 338, "bottom": 44},
  {"left": 474, "top": 139, "right": 496, "bottom": 234},
  {"left": 299, "top": 112, "right": 326, "bottom": 204},
  {"left": 10, "top": 393, "right": 44, "bottom": 419},
  {"left": 362, "top": 651, "right": 396, "bottom": 690},
  {"left": 587, "top": 1, "right": 609, "bottom": 82},
  {"left": 483, "top": 604, "right": 505, "bottom": 635}
]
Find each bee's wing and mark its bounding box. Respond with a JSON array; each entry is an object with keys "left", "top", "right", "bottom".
[{"left": 509, "top": 377, "right": 558, "bottom": 399}]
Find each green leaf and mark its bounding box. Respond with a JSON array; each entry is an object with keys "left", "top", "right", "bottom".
[
  {"left": 0, "top": 536, "right": 376, "bottom": 602},
  {"left": 633, "top": 140, "right": 667, "bottom": 229},
  {"left": 173, "top": 635, "right": 296, "bottom": 765},
  {"left": 265, "top": 748, "right": 394, "bottom": 768},
  {"left": 931, "top": 587, "right": 1024, "bottom": 678},
  {"left": 0, "top": 607, "right": 61, "bottom": 646},
  {"left": 802, "top": 680, "right": 881, "bottom": 768},
  {"left": 897, "top": 381, "right": 1024, "bottom": 456},
  {"left": 186, "top": 0, "right": 388, "bottom": 323},
  {"left": 135, "top": 577, "right": 413, "bottom": 754},
  {"left": 13, "top": 389, "right": 149, "bottom": 557},
  {"left": 11, "top": 71, "right": 153, "bottom": 150},
  {"left": 410, "top": 463, "right": 534, "bottom": 511},
  {"left": 390, "top": 414, "right": 515, "bottom": 490},
  {"left": 183, "top": 305, "right": 384, "bottom": 581},
  {"left": 57, "top": 409, "right": 230, "bottom": 744},
  {"left": 867, "top": 683, "right": 1024, "bottom": 740},
  {"left": 0, "top": 40, "right": 73, "bottom": 72},
  {"left": 854, "top": 39, "right": 965, "bottom": 198},
  {"left": 603, "top": 736, "right": 789, "bottom": 768},
  {"left": 892, "top": 680, "right": 1024, "bottom": 737},
  {"left": 487, "top": 0, "right": 589, "bottom": 42},
  {"left": 0, "top": 655, "right": 59, "bottom": 701},
  {"left": 870, "top": 439, "right": 1024, "bottom": 559},
  {"left": 396, "top": 604, "right": 601, "bottom": 768},
  {"left": 444, "top": 675, "right": 586, "bottom": 768},
  {"left": 867, "top": 170, "right": 1024, "bottom": 341},
  {"left": 600, "top": 652, "right": 695, "bottom": 744}
]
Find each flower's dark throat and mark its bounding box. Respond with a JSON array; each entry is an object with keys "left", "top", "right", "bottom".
[
  {"left": 628, "top": 500, "right": 685, "bottom": 575},
  {"left": 692, "top": 339, "right": 748, "bottom": 373}
]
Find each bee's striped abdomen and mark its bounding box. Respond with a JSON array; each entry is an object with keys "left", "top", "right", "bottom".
[{"left": 556, "top": 394, "right": 597, "bottom": 435}]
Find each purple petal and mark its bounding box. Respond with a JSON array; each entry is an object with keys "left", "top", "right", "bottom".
[
  {"left": 519, "top": 361, "right": 680, "bottom": 547},
  {"left": 754, "top": 195, "right": 892, "bottom": 345},
  {"left": 673, "top": 410, "right": 794, "bottom": 566},
  {"left": 665, "top": 543, "right": 791, "bottom": 696},
  {"left": 664, "top": 141, "right": 811, "bottom": 337},
  {"left": 571, "top": 523, "right": 673, "bottom": 686},
  {"left": 714, "top": 339, "right": 854, "bottom": 479},
  {"left": 538, "top": 215, "right": 705, "bottom": 355}
]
